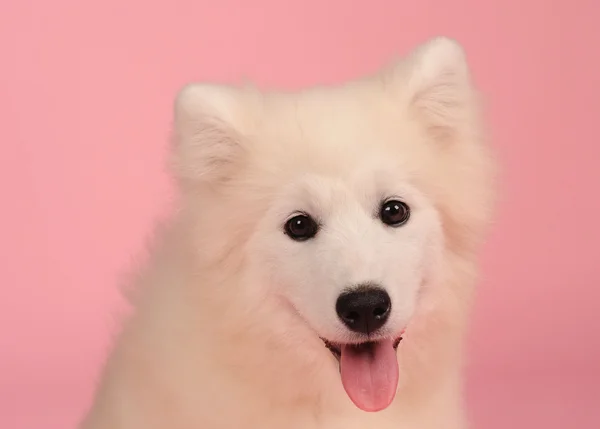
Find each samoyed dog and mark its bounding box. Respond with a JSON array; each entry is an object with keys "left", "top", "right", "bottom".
[{"left": 81, "top": 37, "right": 495, "bottom": 429}]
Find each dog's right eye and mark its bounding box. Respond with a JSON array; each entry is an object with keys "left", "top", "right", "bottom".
[
  {"left": 380, "top": 199, "right": 411, "bottom": 227},
  {"left": 284, "top": 214, "right": 319, "bottom": 241}
]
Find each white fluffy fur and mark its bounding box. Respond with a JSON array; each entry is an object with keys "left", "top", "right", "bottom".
[{"left": 81, "top": 37, "right": 496, "bottom": 429}]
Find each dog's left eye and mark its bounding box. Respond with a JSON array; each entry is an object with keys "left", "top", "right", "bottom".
[
  {"left": 284, "top": 214, "right": 319, "bottom": 241},
  {"left": 380, "top": 200, "right": 411, "bottom": 227}
]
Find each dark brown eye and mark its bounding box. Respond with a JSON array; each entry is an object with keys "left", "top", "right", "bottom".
[
  {"left": 380, "top": 200, "right": 410, "bottom": 227},
  {"left": 284, "top": 214, "right": 319, "bottom": 241}
]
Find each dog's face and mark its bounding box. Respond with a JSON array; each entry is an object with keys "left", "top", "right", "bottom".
[
  {"left": 172, "top": 38, "right": 493, "bottom": 412},
  {"left": 254, "top": 162, "right": 443, "bottom": 346}
]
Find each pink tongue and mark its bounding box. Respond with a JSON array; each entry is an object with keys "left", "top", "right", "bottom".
[{"left": 340, "top": 339, "right": 399, "bottom": 412}]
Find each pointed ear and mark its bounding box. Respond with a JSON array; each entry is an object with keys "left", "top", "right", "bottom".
[
  {"left": 171, "top": 84, "right": 246, "bottom": 184},
  {"left": 394, "top": 37, "right": 477, "bottom": 144}
]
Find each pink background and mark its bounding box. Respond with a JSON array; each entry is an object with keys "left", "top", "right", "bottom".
[{"left": 1, "top": 1, "right": 599, "bottom": 428}]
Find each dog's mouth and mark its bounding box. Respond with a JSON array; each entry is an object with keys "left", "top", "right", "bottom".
[
  {"left": 320, "top": 335, "right": 403, "bottom": 412},
  {"left": 322, "top": 336, "right": 402, "bottom": 360}
]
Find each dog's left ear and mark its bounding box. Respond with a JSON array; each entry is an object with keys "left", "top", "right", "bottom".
[
  {"left": 171, "top": 84, "right": 248, "bottom": 184},
  {"left": 391, "top": 37, "right": 477, "bottom": 144}
]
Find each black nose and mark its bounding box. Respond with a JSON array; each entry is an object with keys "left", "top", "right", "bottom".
[{"left": 335, "top": 286, "right": 391, "bottom": 335}]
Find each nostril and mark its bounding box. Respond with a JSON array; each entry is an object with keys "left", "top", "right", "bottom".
[
  {"left": 373, "top": 306, "right": 389, "bottom": 319},
  {"left": 343, "top": 311, "right": 360, "bottom": 323}
]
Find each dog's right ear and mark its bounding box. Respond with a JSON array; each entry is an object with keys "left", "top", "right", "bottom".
[{"left": 171, "top": 84, "right": 246, "bottom": 184}]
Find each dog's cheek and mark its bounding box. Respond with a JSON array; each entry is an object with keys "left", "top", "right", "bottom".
[
  {"left": 260, "top": 242, "right": 314, "bottom": 301},
  {"left": 280, "top": 258, "right": 341, "bottom": 334}
]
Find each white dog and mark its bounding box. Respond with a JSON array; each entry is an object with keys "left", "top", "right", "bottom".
[{"left": 81, "top": 37, "right": 496, "bottom": 429}]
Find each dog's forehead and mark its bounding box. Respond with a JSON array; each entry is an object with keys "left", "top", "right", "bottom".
[
  {"left": 265, "top": 153, "right": 417, "bottom": 216},
  {"left": 237, "top": 85, "right": 427, "bottom": 205},
  {"left": 251, "top": 90, "right": 407, "bottom": 172},
  {"left": 267, "top": 88, "right": 390, "bottom": 145}
]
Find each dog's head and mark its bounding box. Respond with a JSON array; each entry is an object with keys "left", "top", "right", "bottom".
[{"left": 171, "top": 38, "right": 494, "bottom": 412}]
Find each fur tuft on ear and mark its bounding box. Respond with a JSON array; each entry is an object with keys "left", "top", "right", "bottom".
[
  {"left": 171, "top": 84, "right": 245, "bottom": 184},
  {"left": 399, "top": 37, "right": 476, "bottom": 144}
]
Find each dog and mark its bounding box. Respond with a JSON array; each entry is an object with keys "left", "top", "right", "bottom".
[{"left": 81, "top": 37, "right": 496, "bottom": 429}]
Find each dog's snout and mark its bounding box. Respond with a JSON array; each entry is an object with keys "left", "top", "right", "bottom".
[{"left": 335, "top": 285, "right": 391, "bottom": 335}]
